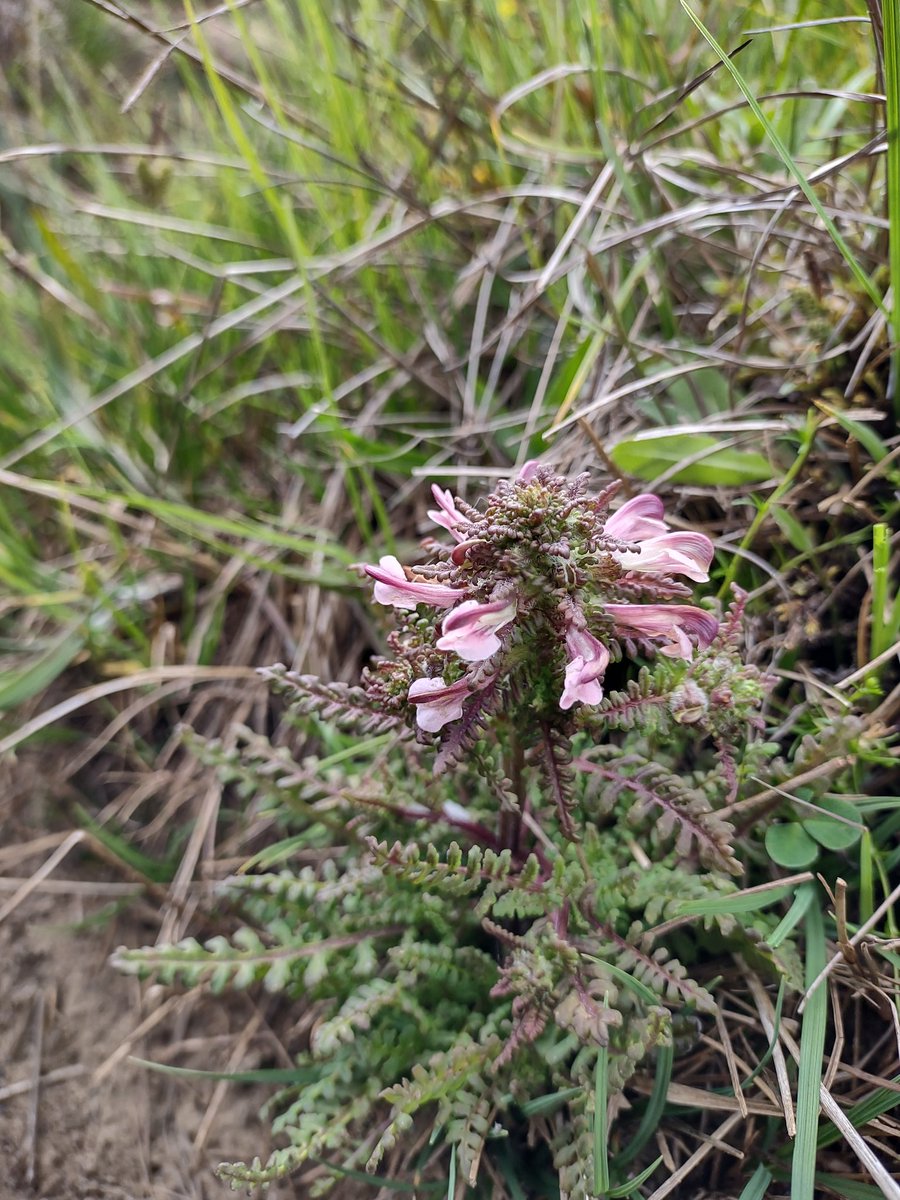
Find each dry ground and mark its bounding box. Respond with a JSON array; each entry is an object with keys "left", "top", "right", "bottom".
[{"left": 1, "top": 755, "right": 287, "bottom": 1200}]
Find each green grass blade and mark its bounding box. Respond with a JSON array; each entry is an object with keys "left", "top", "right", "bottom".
[
  {"left": 769, "top": 884, "right": 816, "bottom": 949},
  {"left": 676, "top": 879, "right": 801, "bottom": 918},
  {"left": 739, "top": 978, "right": 786, "bottom": 1091},
  {"left": 817, "top": 1072, "right": 900, "bottom": 1149},
  {"left": 790, "top": 895, "right": 828, "bottom": 1200},
  {"left": 870, "top": 523, "right": 898, "bottom": 659},
  {"left": 607, "top": 1155, "right": 663, "bottom": 1198},
  {"left": 738, "top": 1163, "right": 773, "bottom": 1200},
  {"left": 594, "top": 1043, "right": 610, "bottom": 1195},
  {"left": 519, "top": 1085, "right": 583, "bottom": 1118},
  {"left": 611, "top": 1042, "right": 674, "bottom": 1169},
  {"left": 446, "top": 1132, "right": 457, "bottom": 1200},
  {"left": 0, "top": 627, "right": 84, "bottom": 708},
  {"left": 883, "top": 0, "right": 900, "bottom": 418}
]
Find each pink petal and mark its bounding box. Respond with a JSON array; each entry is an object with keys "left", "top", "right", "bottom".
[
  {"left": 606, "top": 603, "right": 718, "bottom": 659},
  {"left": 517, "top": 460, "right": 542, "bottom": 482},
  {"left": 427, "top": 485, "right": 468, "bottom": 543},
  {"left": 605, "top": 494, "right": 667, "bottom": 541},
  {"left": 407, "top": 675, "right": 470, "bottom": 732},
  {"left": 364, "top": 555, "right": 467, "bottom": 611},
  {"left": 613, "top": 531, "right": 714, "bottom": 582},
  {"left": 436, "top": 597, "right": 517, "bottom": 662},
  {"left": 559, "top": 619, "right": 610, "bottom": 710},
  {"left": 560, "top": 651, "right": 609, "bottom": 709}
]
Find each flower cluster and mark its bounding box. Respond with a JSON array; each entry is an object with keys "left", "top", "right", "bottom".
[{"left": 362, "top": 464, "right": 717, "bottom": 733}]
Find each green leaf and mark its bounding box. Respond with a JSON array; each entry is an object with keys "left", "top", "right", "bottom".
[
  {"left": 815, "top": 401, "right": 889, "bottom": 464},
  {"left": 810, "top": 1176, "right": 889, "bottom": 1200},
  {"left": 546, "top": 334, "right": 604, "bottom": 426},
  {"left": 801, "top": 797, "right": 863, "bottom": 851},
  {"left": 769, "top": 887, "right": 816, "bottom": 949},
  {"left": 817, "top": 1071, "right": 900, "bottom": 1149},
  {"left": 770, "top": 505, "right": 814, "bottom": 554},
  {"left": 0, "top": 627, "right": 84, "bottom": 709},
  {"left": 593, "top": 1045, "right": 610, "bottom": 1195},
  {"left": 75, "top": 803, "right": 176, "bottom": 883},
  {"left": 519, "top": 1086, "right": 584, "bottom": 1117},
  {"left": 608, "top": 1155, "right": 663, "bottom": 1197},
  {"left": 675, "top": 881, "right": 797, "bottom": 917},
  {"left": 791, "top": 898, "right": 828, "bottom": 1200},
  {"left": 765, "top": 823, "right": 819, "bottom": 869},
  {"left": 737, "top": 1164, "right": 773, "bottom": 1200},
  {"left": 610, "top": 434, "right": 771, "bottom": 486}
]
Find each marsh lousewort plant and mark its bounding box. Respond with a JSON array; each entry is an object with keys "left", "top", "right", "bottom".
[{"left": 115, "top": 464, "right": 783, "bottom": 1195}]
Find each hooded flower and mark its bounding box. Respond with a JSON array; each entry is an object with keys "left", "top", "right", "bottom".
[
  {"left": 558, "top": 600, "right": 610, "bottom": 709},
  {"left": 436, "top": 597, "right": 517, "bottom": 662},
  {"left": 517, "top": 460, "right": 543, "bottom": 483},
  {"left": 427, "top": 485, "right": 469, "bottom": 542},
  {"left": 605, "top": 493, "right": 668, "bottom": 541},
  {"left": 605, "top": 603, "right": 718, "bottom": 659},
  {"left": 364, "top": 555, "right": 467, "bottom": 611},
  {"left": 560, "top": 625, "right": 610, "bottom": 710},
  {"left": 612, "top": 531, "right": 714, "bottom": 583},
  {"left": 407, "top": 675, "right": 472, "bottom": 732}
]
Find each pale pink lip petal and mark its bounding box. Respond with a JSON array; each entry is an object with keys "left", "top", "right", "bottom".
[
  {"left": 427, "top": 485, "right": 469, "bottom": 542},
  {"left": 364, "top": 555, "right": 467, "bottom": 610},
  {"left": 559, "top": 618, "right": 610, "bottom": 710},
  {"left": 605, "top": 494, "right": 668, "bottom": 541},
  {"left": 606, "top": 603, "right": 718, "bottom": 659},
  {"left": 560, "top": 651, "right": 608, "bottom": 709},
  {"left": 407, "top": 675, "right": 471, "bottom": 732},
  {"left": 436, "top": 597, "right": 517, "bottom": 662},
  {"left": 517, "top": 460, "right": 542, "bottom": 482},
  {"left": 612, "top": 531, "right": 715, "bottom": 583}
]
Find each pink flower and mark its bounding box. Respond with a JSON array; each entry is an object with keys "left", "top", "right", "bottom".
[
  {"left": 612, "top": 532, "right": 714, "bottom": 583},
  {"left": 364, "top": 555, "right": 467, "bottom": 611},
  {"left": 605, "top": 494, "right": 668, "bottom": 541},
  {"left": 605, "top": 603, "right": 718, "bottom": 659},
  {"left": 427, "top": 485, "right": 469, "bottom": 543},
  {"left": 517, "top": 460, "right": 542, "bottom": 483},
  {"left": 407, "top": 675, "right": 471, "bottom": 732},
  {"left": 436, "top": 597, "right": 517, "bottom": 662},
  {"left": 560, "top": 623, "right": 610, "bottom": 709}
]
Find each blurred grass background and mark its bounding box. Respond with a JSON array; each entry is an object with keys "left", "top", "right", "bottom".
[{"left": 1, "top": 1, "right": 895, "bottom": 722}]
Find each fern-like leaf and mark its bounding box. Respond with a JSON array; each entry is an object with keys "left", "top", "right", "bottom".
[
  {"left": 112, "top": 925, "right": 399, "bottom": 994},
  {"left": 218, "top": 1093, "right": 373, "bottom": 1187},
  {"left": 588, "top": 666, "right": 673, "bottom": 734},
  {"left": 445, "top": 1080, "right": 495, "bottom": 1187},
  {"left": 579, "top": 759, "right": 741, "bottom": 876},
  {"left": 537, "top": 722, "right": 578, "bottom": 839},
  {"left": 602, "top": 926, "right": 717, "bottom": 1013},
  {"left": 368, "top": 1033, "right": 501, "bottom": 1172},
  {"left": 261, "top": 664, "right": 406, "bottom": 735},
  {"left": 549, "top": 1098, "right": 595, "bottom": 1200}
]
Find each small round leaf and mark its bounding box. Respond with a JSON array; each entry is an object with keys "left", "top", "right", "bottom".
[
  {"left": 765, "top": 823, "right": 819, "bottom": 869},
  {"left": 802, "top": 797, "right": 862, "bottom": 851}
]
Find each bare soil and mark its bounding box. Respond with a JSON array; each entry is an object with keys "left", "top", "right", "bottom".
[{"left": 0, "top": 759, "right": 285, "bottom": 1200}]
